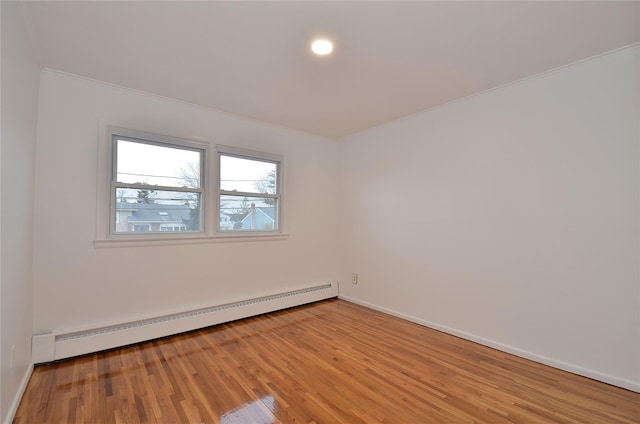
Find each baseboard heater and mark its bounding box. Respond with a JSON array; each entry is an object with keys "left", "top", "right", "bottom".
[{"left": 32, "top": 282, "right": 338, "bottom": 363}]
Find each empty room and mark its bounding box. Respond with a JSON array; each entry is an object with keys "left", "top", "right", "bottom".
[{"left": 2, "top": 1, "right": 639, "bottom": 423}]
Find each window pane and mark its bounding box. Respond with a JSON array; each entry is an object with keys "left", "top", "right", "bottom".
[
  {"left": 114, "top": 189, "right": 201, "bottom": 233},
  {"left": 117, "top": 139, "right": 201, "bottom": 188},
  {"left": 219, "top": 195, "right": 277, "bottom": 231},
  {"left": 220, "top": 155, "right": 277, "bottom": 194}
]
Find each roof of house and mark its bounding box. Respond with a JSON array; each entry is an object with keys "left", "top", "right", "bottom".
[
  {"left": 257, "top": 207, "right": 275, "bottom": 221},
  {"left": 116, "top": 202, "right": 193, "bottom": 223}
]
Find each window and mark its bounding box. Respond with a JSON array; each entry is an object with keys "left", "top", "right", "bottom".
[
  {"left": 217, "top": 146, "right": 282, "bottom": 233},
  {"left": 110, "top": 129, "right": 205, "bottom": 236},
  {"left": 98, "top": 126, "right": 286, "bottom": 245}
]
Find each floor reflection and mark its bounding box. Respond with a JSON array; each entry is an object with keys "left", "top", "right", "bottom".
[{"left": 221, "top": 395, "right": 276, "bottom": 424}]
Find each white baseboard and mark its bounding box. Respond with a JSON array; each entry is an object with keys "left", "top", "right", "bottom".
[
  {"left": 3, "top": 363, "right": 34, "bottom": 424},
  {"left": 338, "top": 295, "right": 640, "bottom": 393},
  {"left": 34, "top": 282, "right": 338, "bottom": 363}
]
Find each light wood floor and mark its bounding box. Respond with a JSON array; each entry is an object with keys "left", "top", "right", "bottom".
[{"left": 15, "top": 299, "right": 640, "bottom": 423}]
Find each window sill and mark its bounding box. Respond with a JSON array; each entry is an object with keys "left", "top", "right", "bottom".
[{"left": 94, "top": 233, "right": 289, "bottom": 248}]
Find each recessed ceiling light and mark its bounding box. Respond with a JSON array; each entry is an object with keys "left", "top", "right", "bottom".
[{"left": 311, "top": 39, "right": 333, "bottom": 56}]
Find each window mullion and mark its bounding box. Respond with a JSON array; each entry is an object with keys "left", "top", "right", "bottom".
[
  {"left": 219, "top": 190, "right": 278, "bottom": 198},
  {"left": 116, "top": 182, "right": 202, "bottom": 194}
]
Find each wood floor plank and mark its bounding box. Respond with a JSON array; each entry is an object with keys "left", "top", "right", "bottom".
[{"left": 14, "top": 299, "right": 640, "bottom": 423}]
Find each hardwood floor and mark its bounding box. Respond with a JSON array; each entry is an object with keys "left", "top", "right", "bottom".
[{"left": 15, "top": 299, "right": 640, "bottom": 423}]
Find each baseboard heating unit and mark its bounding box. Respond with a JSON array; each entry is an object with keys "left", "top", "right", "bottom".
[{"left": 32, "top": 282, "right": 338, "bottom": 363}]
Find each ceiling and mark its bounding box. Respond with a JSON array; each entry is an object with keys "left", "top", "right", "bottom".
[{"left": 24, "top": 1, "right": 639, "bottom": 139}]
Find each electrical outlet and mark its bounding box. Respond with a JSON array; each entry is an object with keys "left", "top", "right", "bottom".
[{"left": 352, "top": 273, "right": 358, "bottom": 284}]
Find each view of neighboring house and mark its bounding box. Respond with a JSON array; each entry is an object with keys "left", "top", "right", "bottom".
[
  {"left": 219, "top": 212, "right": 235, "bottom": 230},
  {"left": 115, "top": 201, "right": 274, "bottom": 232},
  {"left": 240, "top": 203, "right": 275, "bottom": 230},
  {"left": 115, "top": 202, "right": 193, "bottom": 232}
]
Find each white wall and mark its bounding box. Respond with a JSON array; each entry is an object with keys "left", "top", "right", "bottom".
[
  {"left": 1, "top": 2, "right": 40, "bottom": 421},
  {"left": 338, "top": 46, "right": 640, "bottom": 391},
  {"left": 33, "top": 71, "right": 338, "bottom": 335}
]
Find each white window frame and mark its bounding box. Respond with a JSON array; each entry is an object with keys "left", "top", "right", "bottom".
[
  {"left": 216, "top": 145, "right": 284, "bottom": 235},
  {"left": 95, "top": 124, "right": 288, "bottom": 247},
  {"left": 107, "top": 126, "right": 207, "bottom": 239}
]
